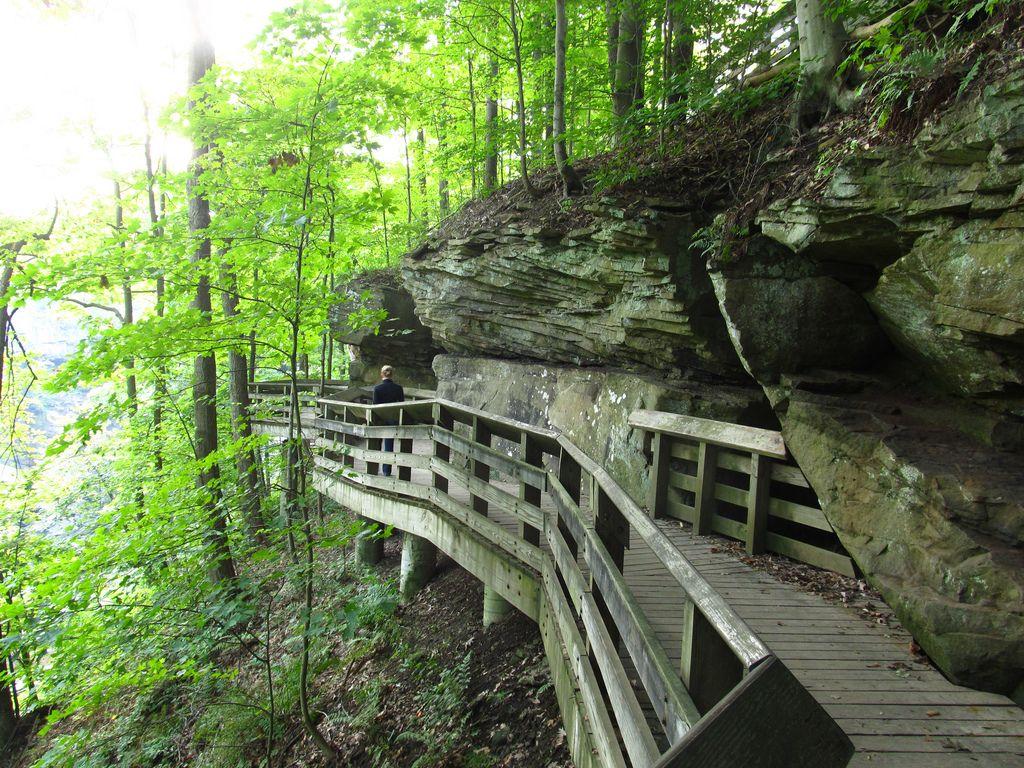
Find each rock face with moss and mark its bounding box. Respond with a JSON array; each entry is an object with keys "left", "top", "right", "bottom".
[
  {"left": 433, "top": 355, "right": 770, "bottom": 503},
  {"left": 724, "top": 75, "right": 1024, "bottom": 699},
  {"left": 403, "top": 202, "right": 743, "bottom": 379},
  {"left": 330, "top": 272, "right": 442, "bottom": 388},
  {"left": 395, "top": 75, "right": 1024, "bottom": 699}
]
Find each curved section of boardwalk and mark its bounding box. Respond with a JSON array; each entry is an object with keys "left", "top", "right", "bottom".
[{"left": 249, "top": 381, "right": 1024, "bottom": 768}]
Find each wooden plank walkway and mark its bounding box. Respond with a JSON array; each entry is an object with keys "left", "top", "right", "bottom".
[{"left": 340, "top": 439, "right": 1024, "bottom": 767}]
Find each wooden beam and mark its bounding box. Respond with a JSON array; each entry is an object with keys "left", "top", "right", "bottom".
[
  {"left": 694, "top": 443, "right": 719, "bottom": 536},
  {"left": 746, "top": 454, "right": 770, "bottom": 555},
  {"left": 470, "top": 416, "right": 492, "bottom": 516},
  {"left": 647, "top": 432, "right": 670, "bottom": 518},
  {"left": 519, "top": 433, "right": 543, "bottom": 545},
  {"left": 629, "top": 410, "right": 786, "bottom": 459}
]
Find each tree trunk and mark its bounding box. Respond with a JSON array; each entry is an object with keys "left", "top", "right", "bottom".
[
  {"left": 219, "top": 264, "right": 268, "bottom": 545},
  {"left": 553, "top": 0, "right": 582, "bottom": 196},
  {"left": 509, "top": 0, "right": 537, "bottom": 196},
  {"left": 612, "top": 0, "right": 644, "bottom": 138},
  {"left": 188, "top": 33, "right": 237, "bottom": 586},
  {"left": 484, "top": 58, "right": 499, "bottom": 192},
  {"left": 666, "top": 1, "right": 693, "bottom": 106},
  {"left": 467, "top": 56, "right": 478, "bottom": 195},
  {"left": 605, "top": 0, "right": 620, "bottom": 94},
  {"left": 794, "top": 0, "right": 848, "bottom": 128},
  {"left": 416, "top": 128, "right": 428, "bottom": 226},
  {"left": 114, "top": 182, "right": 138, "bottom": 415}
]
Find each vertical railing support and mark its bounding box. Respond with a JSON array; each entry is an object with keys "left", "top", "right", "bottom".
[
  {"left": 557, "top": 447, "right": 582, "bottom": 558},
  {"left": 746, "top": 453, "right": 770, "bottom": 555},
  {"left": 647, "top": 431, "right": 670, "bottom": 518},
  {"left": 341, "top": 406, "right": 356, "bottom": 468},
  {"left": 694, "top": 442, "right": 719, "bottom": 535},
  {"left": 432, "top": 403, "right": 453, "bottom": 494},
  {"left": 398, "top": 407, "right": 414, "bottom": 482},
  {"left": 680, "top": 602, "right": 744, "bottom": 714},
  {"left": 470, "top": 415, "right": 491, "bottom": 516},
  {"left": 366, "top": 409, "right": 381, "bottom": 476},
  {"left": 593, "top": 485, "right": 628, "bottom": 649},
  {"left": 519, "top": 433, "right": 543, "bottom": 545}
]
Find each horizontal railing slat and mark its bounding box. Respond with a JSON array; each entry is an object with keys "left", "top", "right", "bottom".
[{"left": 630, "top": 410, "right": 786, "bottom": 460}]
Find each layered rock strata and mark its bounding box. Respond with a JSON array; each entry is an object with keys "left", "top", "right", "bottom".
[{"left": 403, "top": 203, "right": 743, "bottom": 379}]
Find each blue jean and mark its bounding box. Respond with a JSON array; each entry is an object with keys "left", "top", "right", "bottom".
[{"left": 382, "top": 437, "right": 394, "bottom": 476}]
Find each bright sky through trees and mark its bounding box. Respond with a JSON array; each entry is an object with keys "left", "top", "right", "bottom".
[{"left": 0, "top": 0, "right": 288, "bottom": 219}]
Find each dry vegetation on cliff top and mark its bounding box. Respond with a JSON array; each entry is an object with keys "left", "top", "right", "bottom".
[{"left": 432, "top": 1, "right": 1024, "bottom": 247}]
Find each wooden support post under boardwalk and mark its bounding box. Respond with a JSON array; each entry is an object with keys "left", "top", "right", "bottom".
[
  {"left": 400, "top": 532, "right": 436, "bottom": 602},
  {"left": 693, "top": 442, "right": 719, "bottom": 536},
  {"left": 355, "top": 515, "right": 384, "bottom": 566},
  {"left": 483, "top": 585, "right": 514, "bottom": 627},
  {"left": 647, "top": 431, "right": 670, "bottom": 518},
  {"left": 519, "top": 433, "right": 543, "bottom": 545},
  {"left": 470, "top": 416, "right": 491, "bottom": 516},
  {"left": 745, "top": 453, "right": 770, "bottom": 555},
  {"left": 432, "top": 403, "right": 453, "bottom": 493}
]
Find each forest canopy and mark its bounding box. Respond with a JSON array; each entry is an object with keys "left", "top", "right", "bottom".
[{"left": 0, "top": 0, "right": 1012, "bottom": 764}]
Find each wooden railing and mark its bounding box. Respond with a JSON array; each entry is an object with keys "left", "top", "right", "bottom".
[
  {"left": 631, "top": 410, "right": 855, "bottom": 576},
  {"left": 249, "top": 383, "right": 851, "bottom": 768}
]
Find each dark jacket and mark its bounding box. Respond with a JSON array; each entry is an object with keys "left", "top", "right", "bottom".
[{"left": 372, "top": 378, "right": 405, "bottom": 405}]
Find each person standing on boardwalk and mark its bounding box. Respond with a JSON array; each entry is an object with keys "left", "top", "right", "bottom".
[{"left": 372, "top": 365, "right": 404, "bottom": 476}]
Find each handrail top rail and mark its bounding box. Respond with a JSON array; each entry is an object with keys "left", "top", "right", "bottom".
[
  {"left": 556, "top": 435, "right": 770, "bottom": 670},
  {"left": 629, "top": 409, "right": 786, "bottom": 460}
]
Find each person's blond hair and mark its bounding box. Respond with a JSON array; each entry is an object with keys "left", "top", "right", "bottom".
[{"left": 380, "top": 365, "right": 394, "bottom": 378}]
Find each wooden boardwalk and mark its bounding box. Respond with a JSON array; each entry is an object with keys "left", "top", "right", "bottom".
[
  {"left": 253, "top": 386, "right": 1024, "bottom": 768},
  {"left": 353, "top": 448, "right": 1024, "bottom": 767}
]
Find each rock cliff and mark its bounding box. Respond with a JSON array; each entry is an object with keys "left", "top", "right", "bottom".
[{"left": 390, "top": 75, "right": 1024, "bottom": 700}]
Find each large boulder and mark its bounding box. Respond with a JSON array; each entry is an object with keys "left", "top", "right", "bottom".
[
  {"left": 330, "top": 271, "right": 443, "bottom": 388},
  {"left": 433, "top": 355, "right": 770, "bottom": 504},
  {"left": 403, "top": 202, "right": 744, "bottom": 379},
  {"left": 772, "top": 384, "right": 1024, "bottom": 699},
  {"left": 710, "top": 235, "right": 888, "bottom": 381}
]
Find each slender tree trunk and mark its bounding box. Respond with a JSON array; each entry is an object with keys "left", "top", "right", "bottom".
[
  {"left": 467, "top": 56, "right": 478, "bottom": 196},
  {"left": 416, "top": 128, "right": 428, "bottom": 226},
  {"left": 606, "top": 0, "right": 620, "bottom": 93},
  {"left": 794, "top": 0, "right": 848, "bottom": 127},
  {"left": 509, "top": 0, "right": 537, "bottom": 196},
  {"left": 612, "top": 0, "right": 644, "bottom": 138},
  {"left": 114, "top": 182, "right": 138, "bottom": 415},
  {"left": 219, "top": 263, "right": 267, "bottom": 545},
  {"left": 403, "top": 124, "right": 413, "bottom": 241},
  {"left": 436, "top": 108, "right": 450, "bottom": 218},
  {"left": 188, "top": 33, "right": 237, "bottom": 586},
  {"left": 554, "top": 0, "right": 582, "bottom": 196},
  {"left": 484, "top": 58, "right": 499, "bottom": 192},
  {"left": 0, "top": 262, "right": 13, "bottom": 404},
  {"left": 666, "top": 1, "right": 693, "bottom": 106}
]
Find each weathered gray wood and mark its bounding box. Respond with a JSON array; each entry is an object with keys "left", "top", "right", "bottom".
[
  {"left": 432, "top": 426, "right": 548, "bottom": 489},
  {"left": 547, "top": 525, "right": 661, "bottom": 767},
  {"left": 746, "top": 454, "right": 770, "bottom": 555},
  {"left": 630, "top": 410, "right": 786, "bottom": 459},
  {"left": 429, "top": 458, "right": 544, "bottom": 531},
  {"left": 648, "top": 432, "right": 670, "bottom": 518},
  {"left": 693, "top": 443, "right": 719, "bottom": 536},
  {"left": 681, "top": 607, "right": 743, "bottom": 714},
  {"left": 542, "top": 563, "right": 629, "bottom": 768},
  {"left": 558, "top": 436, "right": 770, "bottom": 671},
  {"left": 432, "top": 404, "right": 453, "bottom": 493},
  {"left": 470, "top": 416, "right": 492, "bottom": 516},
  {"left": 654, "top": 655, "right": 853, "bottom": 768},
  {"left": 519, "top": 433, "right": 543, "bottom": 545}
]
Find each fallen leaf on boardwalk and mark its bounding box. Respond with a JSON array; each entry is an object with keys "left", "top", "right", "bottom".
[{"left": 927, "top": 710, "right": 940, "bottom": 717}]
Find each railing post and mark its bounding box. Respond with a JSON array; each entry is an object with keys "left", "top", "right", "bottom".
[
  {"left": 366, "top": 409, "right": 381, "bottom": 476},
  {"left": 398, "top": 407, "right": 414, "bottom": 482},
  {"left": 647, "top": 431, "right": 670, "bottom": 519},
  {"left": 341, "top": 406, "right": 356, "bottom": 468},
  {"left": 470, "top": 415, "right": 491, "bottom": 516},
  {"left": 519, "top": 433, "right": 543, "bottom": 546},
  {"left": 557, "top": 447, "right": 581, "bottom": 558},
  {"left": 593, "top": 484, "right": 628, "bottom": 649},
  {"left": 694, "top": 441, "right": 719, "bottom": 535},
  {"left": 746, "top": 453, "right": 770, "bottom": 555},
  {"left": 432, "top": 403, "right": 453, "bottom": 493},
  {"left": 680, "top": 602, "right": 744, "bottom": 714}
]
